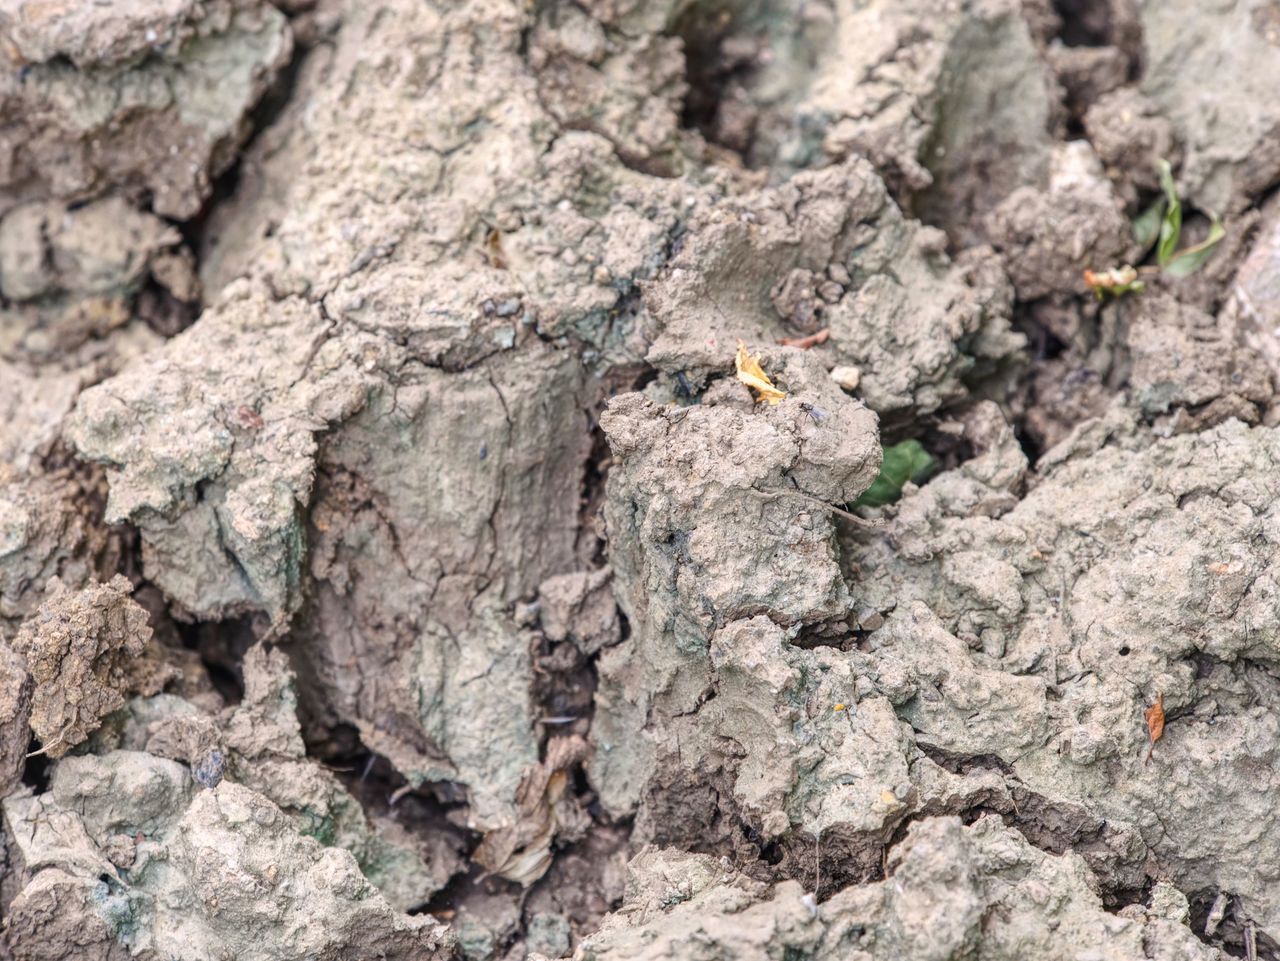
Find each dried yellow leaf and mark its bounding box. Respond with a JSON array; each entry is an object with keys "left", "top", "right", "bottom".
[
  {"left": 735, "top": 339, "right": 786, "bottom": 405},
  {"left": 1144, "top": 691, "right": 1165, "bottom": 766}
]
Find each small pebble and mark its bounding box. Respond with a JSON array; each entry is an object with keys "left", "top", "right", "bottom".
[
  {"left": 830, "top": 365, "right": 861, "bottom": 392},
  {"left": 193, "top": 749, "right": 225, "bottom": 789},
  {"left": 817, "top": 280, "right": 844, "bottom": 303}
]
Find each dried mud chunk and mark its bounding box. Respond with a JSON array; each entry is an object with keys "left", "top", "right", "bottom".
[
  {"left": 172, "top": 784, "right": 454, "bottom": 960},
  {"left": 585, "top": 816, "right": 1219, "bottom": 961},
  {"left": 799, "top": 0, "right": 1057, "bottom": 226},
  {"left": 0, "top": 367, "right": 83, "bottom": 472},
  {"left": 1, "top": 0, "right": 234, "bottom": 69},
  {"left": 134, "top": 647, "right": 455, "bottom": 912},
  {"left": 218, "top": 647, "right": 459, "bottom": 910},
  {"left": 0, "top": 198, "right": 179, "bottom": 304},
  {"left": 0, "top": 469, "right": 112, "bottom": 632},
  {"left": 602, "top": 354, "right": 879, "bottom": 653},
  {"left": 73, "top": 275, "right": 592, "bottom": 829},
  {"left": 537, "top": 568, "right": 619, "bottom": 655},
  {"left": 300, "top": 342, "right": 590, "bottom": 829},
  {"left": 528, "top": 8, "right": 686, "bottom": 176},
  {"left": 1083, "top": 88, "right": 1181, "bottom": 197},
  {"left": 17, "top": 575, "right": 165, "bottom": 758},
  {"left": 592, "top": 354, "right": 879, "bottom": 816},
  {"left": 49, "top": 751, "right": 193, "bottom": 841},
  {"left": 642, "top": 157, "right": 1021, "bottom": 418},
  {"left": 847, "top": 417, "right": 1280, "bottom": 935},
  {"left": 0, "top": 3, "right": 292, "bottom": 218},
  {"left": 0, "top": 644, "right": 31, "bottom": 797},
  {"left": 4, "top": 868, "right": 130, "bottom": 961},
  {"left": 65, "top": 290, "right": 376, "bottom": 622},
  {"left": 1125, "top": 293, "right": 1272, "bottom": 416},
  {"left": 5, "top": 761, "right": 456, "bottom": 961},
  {"left": 1137, "top": 0, "right": 1280, "bottom": 213},
  {"left": 984, "top": 141, "right": 1132, "bottom": 301},
  {"left": 630, "top": 616, "right": 915, "bottom": 873},
  {"left": 873, "top": 604, "right": 1047, "bottom": 761}
]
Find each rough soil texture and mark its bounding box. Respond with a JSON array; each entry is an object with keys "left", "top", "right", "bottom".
[{"left": 3, "top": 0, "right": 1280, "bottom": 959}]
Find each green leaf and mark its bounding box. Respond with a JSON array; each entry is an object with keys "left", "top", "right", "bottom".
[
  {"left": 1156, "top": 158, "right": 1182, "bottom": 268},
  {"left": 1132, "top": 198, "right": 1165, "bottom": 250},
  {"left": 852, "top": 439, "right": 936, "bottom": 508},
  {"left": 1163, "top": 215, "right": 1225, "bottom": 277}
]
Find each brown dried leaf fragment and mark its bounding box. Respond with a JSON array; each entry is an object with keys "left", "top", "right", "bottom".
[
  {"left": 778, "top": 328, "right": 830, "bottom": 349},
  {"left": 485, "top": 228, "right": 507, "bottom": 269},
  {"left": 1144, "top": 691, "right": 1165, "bottom": 766},
  {"left": 472, "top": 735, "right": 592, "bottom": 885},
  {"left": 734, "top": 339, "right": 786, "bottom": 404}
]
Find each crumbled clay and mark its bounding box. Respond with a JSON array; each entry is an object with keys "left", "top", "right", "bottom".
[{"left": 3, "top": 0, "right": 1280, "bottom": 957}]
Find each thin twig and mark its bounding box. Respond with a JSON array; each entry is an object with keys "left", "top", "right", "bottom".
[{"left": 750, "top": 487, "right": 881, "bottom": 527}]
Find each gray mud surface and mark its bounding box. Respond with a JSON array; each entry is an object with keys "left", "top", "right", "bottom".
[{"left": 2, "top": 0, "right": 1280, "bottom": 958}]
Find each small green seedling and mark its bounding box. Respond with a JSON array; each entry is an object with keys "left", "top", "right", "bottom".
[
  {"left": 1084, "top": 159, "right": 1224, "bottom": 298},
  {"left": 853, "top": 439, "right": 936, "bottom": 508}
]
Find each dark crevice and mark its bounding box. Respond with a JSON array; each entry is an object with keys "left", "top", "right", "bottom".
[
  {"left": 1011, "top": 404, "right": 1048, "bottom": 467},
  {"left": 20, "top": 738, "right": 51, "bottom": 793},
  {"left": 134, "top": 278, "right": 198, "bottom": 339},
  {"left": 1048, "top": 0, "right": 1144, "bottom": 82},
  {"left": 914, "top": 743, "right": 1160, "bottom": 908},
  {"left": 670, "top": 5, "right": 759, "bottom": 161},
  {"left": 179, "top": 7, "right": 312, "bottom": 292},
  {"left": 1053, "top": 0, "right": 1115, "bottom": 46},
  {"left": 320, "top": 728, "right": 480, "bottom": 914},
  {"left": 174, "top": 615, "right": 263, "bottom": 705}
]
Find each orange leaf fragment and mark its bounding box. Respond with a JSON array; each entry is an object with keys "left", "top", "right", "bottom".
[
  {"left": 485, "top": 228, "right": 507, "bottom": 269},
  {"left": 734, "top": 339, "right": 786, "bottom": 405},
  {"left": 1144, "top": 691, "right": 1165, "bottom": 766},
  {"left": 778, "top": 328, "right": 830, "bottom": 349}
]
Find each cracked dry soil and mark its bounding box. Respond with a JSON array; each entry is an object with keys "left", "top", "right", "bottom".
[{"left": 3, "top": 0, "right": 1280, "bottom": 959}]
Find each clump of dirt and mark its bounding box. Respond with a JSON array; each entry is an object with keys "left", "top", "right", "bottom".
[
  {"left": 4, "top": 0, "right": 1280, "bottom": 958},
  {"left": 17, "top": 575, "right": 173, "bottom": 759}
]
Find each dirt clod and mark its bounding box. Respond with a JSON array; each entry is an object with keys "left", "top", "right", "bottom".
[
  {"left": 3, "top": 0, "right": 1279, "bottom": 957},
  {"left": 17, "top": 575, "right": 171, "bottom": 759}
]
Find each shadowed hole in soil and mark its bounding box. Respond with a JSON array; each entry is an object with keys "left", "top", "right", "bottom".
[
  {"left": 135, "top": 280, "right": 199, "bottom": 339},
  {"left": 671, "top": 2, "right": 779, "bottom": 163},
  {"left": 175, "top": 614, "right": 264, "bottom": 704},
  {"left": 1053, "top": 0, "right": 1116, "bottom": 46},
  {"left": 21, "top": 739, "right": 51, "bottom": 792},
  {"left": 1050, "top": 0, "right": 1143, "bottom": 82}
]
